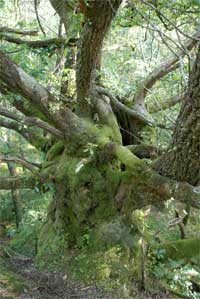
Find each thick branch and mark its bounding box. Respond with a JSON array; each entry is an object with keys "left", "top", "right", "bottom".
[
  {"left": 97, "top": 87, "right": 172, "bottom": 129},
  {"left": 12, "top": 97, "right": 48, "bottom": 121},
  {"left": 102, "top": 143, "right": 200, "bottom": 211},
  {"left": 0, "top": 106, "right": 101, "bottom": 153},
  {"left": 126, "top": 144, "right": 162, "bottom": 159},
  {"left": 134, "top": 30, "right": 200, "bottom": 106},
  {"left": 0, "top": 34, "right": 75, "bottom": 49},
  {"left": 115, "top": 166, "right": 200, "bottom": 212},
  {"left": 76, "top": 0, "right": 122, "bottom": 114},
  {"left": 97, "top": 86, "right": 153, "bottom": 126},
  {"left": 0, "top": 50, "right": 83, "bottom": 136},
  {"left": 148, "top": 93, "right": 186, "bottom": 113},
  {"left": 0, "top": 50, "right": 53, "bottom": 119},
  {"left": 0, "top": 117, "right": 29, "bottom": 137},
  {"left": 151, "top": 174, "right": 200, "bottom": 210},
  {"left": 0, "top": 27, "right": 38, "bottom": 36}
]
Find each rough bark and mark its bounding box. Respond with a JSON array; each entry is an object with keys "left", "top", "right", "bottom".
[
  {"left": 155, "top": 47, "right": 200, "bottom": 185},
  {"left": 0, "top": 51, "right": 91, "bottom": 141},
  {"left": 76, "top": 0, "right": 122, "bottom": 114},
  {"left": 0, "top": 50, "right": 54, "bottom": 120}
]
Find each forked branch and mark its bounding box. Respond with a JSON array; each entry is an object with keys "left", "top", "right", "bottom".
[
  {"left": 0, "top": 108, "right": 64, "bottom": 139},
  {"left": 0, "top": 117, "right": 48, "bottom": 150},
  {"left": 76, "top": 0, "right": 122, "bottom": 113},
  {"left": 0, "top": 155, "right": 43, "bottom": 177}
]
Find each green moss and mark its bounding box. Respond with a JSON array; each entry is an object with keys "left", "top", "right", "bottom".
[
  {"left": 37, "top": 143, "right": 148, "bottom": 286},
  {"left": 67, "top": 245, "right": 134, "bottom": 288},
  {"left": 66, "top": 118, "right": 98, "bottom": 154},
  {"left": 115, "top": 145, "right": 146, "bottom": 169},
  {"left": 97, "top": 125, "right": 114, "bottom": 145},
  {"left": 36, "top": 223, "right": 69, "bottom": 269},
  {"left": 55, "top": 151, "right": 70, "bottom": 181},
  {"left": 68, "top": 162, "right": 116, "bottom": 223},
  {"left": 31, "top": 134, "right": 49, "bottom": 151},
  {"left": 155, "top": 238, "right": 200, "bottom": 262},
  {"left": 97, "top": 125, "right": 121, "bottom": 145},
  {"left": 46, "top": 141, "right": 65, "bottom": 161}
]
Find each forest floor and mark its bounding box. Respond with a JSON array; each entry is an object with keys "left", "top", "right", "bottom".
[{"left": 0, "top": 234, "right": 173, "bottom": 299}]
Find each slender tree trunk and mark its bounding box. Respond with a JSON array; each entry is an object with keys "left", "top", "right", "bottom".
[
  {"left": 7, "top": 162, "right": 22, "bottom": 228},
  {"left": 155, "top": 47, "right": 200, "bottom": 186}
]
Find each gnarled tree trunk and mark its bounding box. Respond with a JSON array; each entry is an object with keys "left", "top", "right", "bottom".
[{"left": 155, "top": 46, "right": 200, "bottom": 186}]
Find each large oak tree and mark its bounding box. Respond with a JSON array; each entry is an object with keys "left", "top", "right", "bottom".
[{"left": 0, "top": 0, "right": 199, "bottom": 256}]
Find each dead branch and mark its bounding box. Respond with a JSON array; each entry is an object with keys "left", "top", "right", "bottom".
[
  {"left": 34, "top": 0, "right": 46, "bottom": 36},
  {"left": 0, "top": 26, "right": 38, "bottom": 36},
  {"left": 133, "top": 30, "right": 200, "bottom": 107}
]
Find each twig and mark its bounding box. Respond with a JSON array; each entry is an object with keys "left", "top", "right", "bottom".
[{"left": 34, "top": 0, "right": 46, "bottom": 36}]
